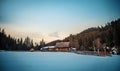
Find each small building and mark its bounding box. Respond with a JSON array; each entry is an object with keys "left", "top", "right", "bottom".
[
  {"left": 111, "top": 47, "right": 118, "bottom": 55},
  {"left": 41, "top": 46, "right": 55, "bottom": 51},
  {"left": 55, "top": 42, "right": 70, "bottom": 51},
  {"left": 71, "top": 47, "right": 77, "bottom": 51},
  {"left": 48, "top": 46, "right": 56, "bottom": 51},
  {"left": 29, "top": 48, "right": 34, "bottom": 52}
]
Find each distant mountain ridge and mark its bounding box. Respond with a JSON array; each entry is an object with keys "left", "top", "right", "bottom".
[{"left": 46, "top": 40, "right": 62, "bottom": 46}]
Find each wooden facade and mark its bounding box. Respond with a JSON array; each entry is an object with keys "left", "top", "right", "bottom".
[{"left": 55, "top": 42, "right": 70, "bottom": 51}]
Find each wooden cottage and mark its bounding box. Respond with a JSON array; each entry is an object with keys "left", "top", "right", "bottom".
[{"left": 55, "top": 42, "right": 70, "bottom": 51}]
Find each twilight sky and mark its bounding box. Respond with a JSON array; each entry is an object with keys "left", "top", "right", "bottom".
[{"left": 0, "top": 0, "right": 120, "bottom": 43}]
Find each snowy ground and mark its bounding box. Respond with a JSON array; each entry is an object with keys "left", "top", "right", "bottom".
[{"left": 0, "top": 52, "right": 120, "bottom": 71}]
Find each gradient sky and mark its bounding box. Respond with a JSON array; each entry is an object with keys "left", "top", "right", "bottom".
[{"left": 0, "top": 0, "right": 120, "bottom": 43}]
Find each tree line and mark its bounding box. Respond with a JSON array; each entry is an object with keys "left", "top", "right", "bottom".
[{"left": 0, "top": 29, "right": 45, "bottom": 51}]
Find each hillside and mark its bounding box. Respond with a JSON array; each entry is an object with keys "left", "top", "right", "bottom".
[{"left": 63, "top": 18, "right": 120, "bottom": 52}]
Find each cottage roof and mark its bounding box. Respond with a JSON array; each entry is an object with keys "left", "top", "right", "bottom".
[
  {"left": 55, "top": 42, "right": 70, "bottom": 47},
  {"left": 43, "top": 46, "right": 55, "bottom": 49}
]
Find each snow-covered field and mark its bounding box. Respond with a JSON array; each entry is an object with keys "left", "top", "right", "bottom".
[{"left": 0, "top": 52, "right": 120, "bottom": 71}]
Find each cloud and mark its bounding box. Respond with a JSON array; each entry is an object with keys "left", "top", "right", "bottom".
[{"left": 48, "top": 32, "right": 59, "bottom": 38}]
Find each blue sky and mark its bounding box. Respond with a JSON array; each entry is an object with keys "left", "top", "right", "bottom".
[{"left": 0, "top": 0, "right": 120, "bottom": 43}]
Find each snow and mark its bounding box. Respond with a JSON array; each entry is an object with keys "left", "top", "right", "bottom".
[
  {"left": 42, "top": 46, "right": 55, "bottom": 49},
  {"left": 0, "top": 52, "right": 120, "bottom": 71}
]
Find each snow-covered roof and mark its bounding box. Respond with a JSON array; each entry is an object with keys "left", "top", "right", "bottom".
[
  {"left": 42, "top": 46, "right": 55, "bottom": 49},
  {"left": 48, "top": 46, "right": 55, "bottom": 48}
]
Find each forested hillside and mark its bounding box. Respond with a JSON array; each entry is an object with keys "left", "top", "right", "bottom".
[{"left": 63, "top": 18, "right": 120, "bottom": 52}]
